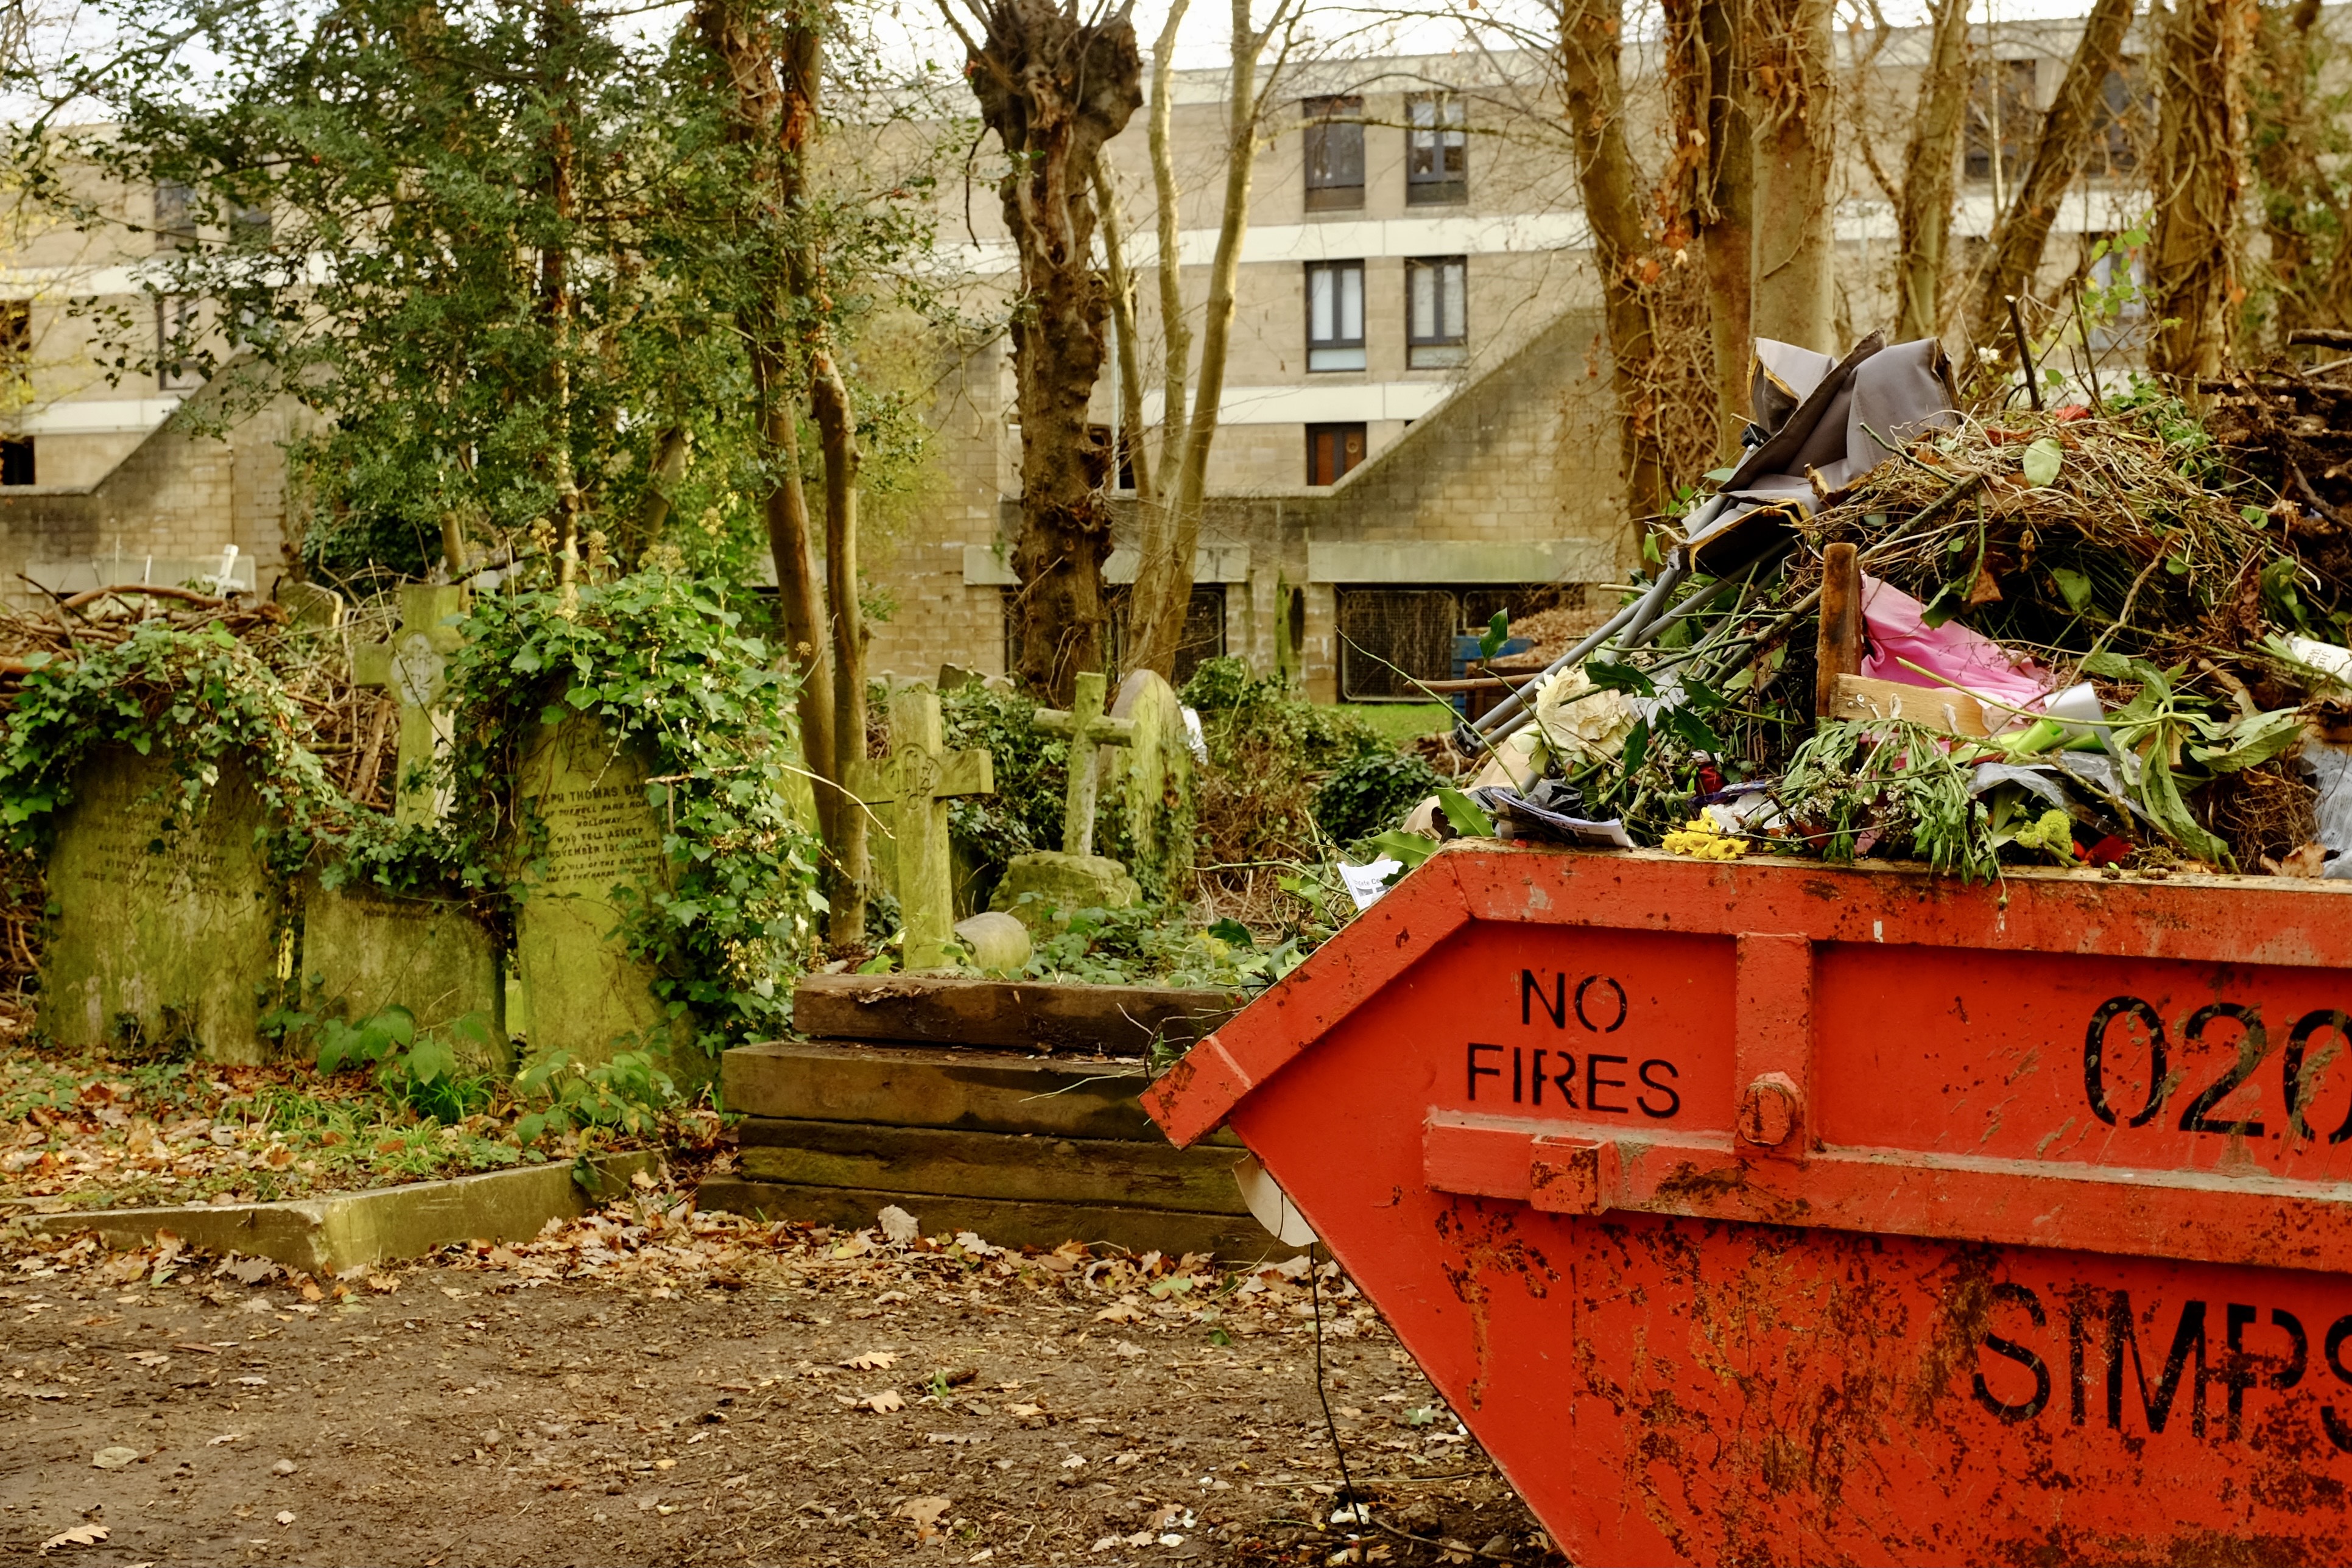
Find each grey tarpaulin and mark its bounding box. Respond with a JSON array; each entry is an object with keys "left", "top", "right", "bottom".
[{"left": 1685, "top": 332, "right": 1960, "bottom": 574}]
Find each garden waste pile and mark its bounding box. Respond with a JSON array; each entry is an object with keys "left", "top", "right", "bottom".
[{"left": 1385, "top": 337, "right": 2352, "bottom": 885}]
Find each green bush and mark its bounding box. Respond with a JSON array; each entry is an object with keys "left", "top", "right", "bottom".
[{"left": 1314, "top": 752, "right": 1445, "bottom": 845}]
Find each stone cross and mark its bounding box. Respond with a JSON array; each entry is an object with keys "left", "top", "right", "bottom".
[
  {"left": 1032, "top": 672, "right": 1133, "bottom": 857},
  {"left": 848, "top": 684, "right": 995, "bottom": 971},
  {"left": 351, "top": 583, "right": 467, "bottom": 824}
]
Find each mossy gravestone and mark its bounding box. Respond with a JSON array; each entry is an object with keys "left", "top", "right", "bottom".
[
  {"left": 511, "top": 713, "right": 685, "bottom": 1074},
  {"left": 300, "top": 884, "right": 505, "bottom": 1074},
  {"left": 42, "top": 747, "right": 283, "bottom": 1065}
]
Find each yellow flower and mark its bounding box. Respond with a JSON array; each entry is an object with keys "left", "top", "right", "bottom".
[{"left": 1661, "top": 815, "right": 1747, "bottom": 861}]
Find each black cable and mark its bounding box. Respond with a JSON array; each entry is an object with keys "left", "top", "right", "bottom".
[{"left": 1306, "top": 1242, "right": 1362, "bottom": 1514}]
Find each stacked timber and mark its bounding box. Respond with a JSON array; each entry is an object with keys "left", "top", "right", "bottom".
[{"left": 700, "top": 974, "right": 1295, "bottom": 1257}]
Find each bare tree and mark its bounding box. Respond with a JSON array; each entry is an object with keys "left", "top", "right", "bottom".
[
  {"left": 1963, "top": 0, "right": 2136, "bottom": 357},
  {"left": 2150, "top": 0, "right": 2255, "bottom": 378},
  {"left": 1671, "top": 0, "right": 1755, "bottom": 439},
  {"left": 1124, "top": 0, "right": 1304, "bottom": 679},
  {"left": 692, "top": 0, "right": 871, "bottom": 944},
  {"left": 1557, "top": 0, "right": 1674, "bottom": 538},
  {"left": 945, "top": 0, "right": 1144, "bottom": 705},
  {"left": 1747, "top": 0, "right": 1835, "bottom": 351},
  {"left": 1892, "top": 0, "right": 1970, "bottom": 341}
]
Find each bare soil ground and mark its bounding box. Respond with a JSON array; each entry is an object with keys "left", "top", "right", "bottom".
[{"left": 0, "top": 1180, "right": 1552, "bottom": 1567}]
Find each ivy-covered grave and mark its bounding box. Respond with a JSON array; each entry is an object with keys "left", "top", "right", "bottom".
[{"left": 0, "top": 572, "right": 823, "bottom": 1200}]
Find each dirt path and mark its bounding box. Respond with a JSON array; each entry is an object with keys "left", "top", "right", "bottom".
[{"left": 0, "top": 1193, "right": 1553, "bottom": 1566}]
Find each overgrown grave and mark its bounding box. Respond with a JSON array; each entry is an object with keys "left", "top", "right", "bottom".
[
  {"left": 43, "top": 746, "right": 286, "bottom": 1065},
  {"left": 705, "top": 972, "right": 1299, "bottom": 1257},
  {"left": 991, "top": 669, "right": 1196, "bottom": 924}
]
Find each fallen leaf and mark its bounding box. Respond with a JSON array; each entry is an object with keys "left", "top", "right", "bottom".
[
  {"left": 206, "top": 1433, "right": 245, "bottom": 1446},
  {"left": 235, "top": 1376, "right": 269, "bottom": 1387},
  {"left": 39, "top": 1524, "right": 107, "bottom": 1552},
  {"left": 899, "top": 1494, "right": 952, "bottom": 1542},
  {"left": 840, "top": 1351, "right": 898, "bottom": 1371},
  {"left": 274, "top": 1511, "right": 295, "bottom": 1526},
  {"left": 1094, "top": 1302, "right": 1146, "bottom": 1324},
  {"left": 857, "top": 1390, "right": 905, "bottom": 1413},
  {"left": 127, "top": 1352, "right": 171, "bottom": 1369},
  {"left": 91, "top": 1446, "right": 139, "bottom": 1469},
  {"left": 1004, "top": 1402, "right": 1046, "bottom": 1420},
  {"left": 365, "top": 1273, "right": 398, "bottom": 1294},
  {"left": 876, "top": 1205, "right": 920, "bottom": 1245}
]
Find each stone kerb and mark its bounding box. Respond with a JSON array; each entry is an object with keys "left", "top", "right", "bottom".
[
  {"left": 41, "top": 745, "right": 283, "bottom": 1065},
  {"left": 509, "top": 709, "right": 687, "bottom": 1075}
]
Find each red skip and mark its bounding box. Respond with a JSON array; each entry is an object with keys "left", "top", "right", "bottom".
[{"left": 1145, "top": 845, "right": 2352, "bottom": 1563}]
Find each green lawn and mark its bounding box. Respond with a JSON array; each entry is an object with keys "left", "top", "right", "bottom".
[{"left": 1337, "top": 702, "right": 1456, "bottom": 748}]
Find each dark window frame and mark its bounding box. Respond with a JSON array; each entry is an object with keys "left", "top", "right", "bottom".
[
  {"left": 1964, "top": 57, "right": 2037, "bottom": 188},
  {"left": 1, "top": 437, "right": 35, "bottom": 487},
  {"left": 1303, "top": 96, "right": 1365, "bottom": 212},
  {"left": 1405, "top": 256, "right": 1468, "bottom": 368},
  {"left": 1406, "top": 93, "right": 1468, "bottom": 205},
  {"left": 1305, "top": 259, "right": 1367, "bottom": 373}
]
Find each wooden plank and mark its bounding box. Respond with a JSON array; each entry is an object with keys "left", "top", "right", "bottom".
[
  {"left": 790, "top": 972, "right": 1239, "bottom": 1053},
  {"left": 694, "top": 1178, "right": 1303, "bottom": 1262},
  {"left": 1829, "top": 673, "right": 1990, "bottom": 736},
  {"left": 1815, "top": 541, "right": 1863, "bottom": 722},
  {"left": 722, "top": 1041, "right": 1158, "bottom": 1141},
  {"left": 736, "top": 1118, "right": 1250, "bottom": 1215}
]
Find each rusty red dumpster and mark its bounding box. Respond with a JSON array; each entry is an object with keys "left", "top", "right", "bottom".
[{"left": 1144, "top": 845, "right": 2352, "bottom": 1564}]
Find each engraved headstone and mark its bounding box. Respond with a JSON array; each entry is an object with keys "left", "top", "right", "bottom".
[
  {"left": 41, "top": 747, "right": 283, "bottom": 1064},
  {"left": 510, "top": 712, "right": 681, "bottom": 1071},
  {"left": 351, "top": 583, "right": 467, "bottom": 824}
]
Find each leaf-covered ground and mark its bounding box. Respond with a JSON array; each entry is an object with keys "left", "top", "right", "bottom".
[
  {"left": 0, "top": 1180, "right": 1555, "bottom": 1566},
  {"left": 0, "top": 1044, "right": 692, "bottom": 1212}
]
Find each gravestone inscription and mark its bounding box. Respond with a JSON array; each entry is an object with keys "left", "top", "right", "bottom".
[
  {"left": 510, "top": 712, "right": 683, "bottom": 1072},
  {"left": 41, "top": 747, "right": 283, "bottom": 1064}
]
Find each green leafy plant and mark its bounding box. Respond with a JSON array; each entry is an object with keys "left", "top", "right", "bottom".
[
  {"left": 513, "top": 1048, "right": 681, "bottom": 1146},
  {"left": 1312, "top": 752, "right": 1445, "bottom": 844},
  {"left": 307, "top": 1005, "right": 498, "bottom": 1123}
]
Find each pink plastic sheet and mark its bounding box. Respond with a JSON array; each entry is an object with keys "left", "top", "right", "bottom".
[{"left": 1859, "top": 576, "right": 2056, "bottom": 717}]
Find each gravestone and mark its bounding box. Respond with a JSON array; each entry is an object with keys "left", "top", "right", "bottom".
[
  {"left": 849, "top": 684, "right": 994, "bottom": 971},
  {"left": 300, "top": 883, "right": 505, "bottom": 1074},
  {"left": 510, "top": 712, "right": 683, "bottom": 1072},
  {"left": 41, "top": 747, "right": 283, "bottom": 1064},
  {"left": 1023, "top": 669, "right": 1197, "bottom": 905},
  {"left": 1102, "top": 670, "right": 1197, "bottom": 901},
  {"left": 351, "top": 583, "right": 467, "bottom": 824}
]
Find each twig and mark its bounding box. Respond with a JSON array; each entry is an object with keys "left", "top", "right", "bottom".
[{"left": 2007, "top": 295, "right": 2043, "bottom": 412}]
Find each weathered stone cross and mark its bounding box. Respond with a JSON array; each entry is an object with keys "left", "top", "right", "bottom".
[
  {"left": 848, "top": 683, "right": 995, "bottom": 970},
  {"left": 351, "top": 583, "right": 467, "bottom": 824},
  {"left": 1032, "top": 672, "right": 1133, "bottom": 857}
]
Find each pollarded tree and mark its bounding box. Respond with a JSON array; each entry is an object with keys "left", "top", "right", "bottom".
[{"left": 941, "top": 0, "right": 1143, "bottom": 706}]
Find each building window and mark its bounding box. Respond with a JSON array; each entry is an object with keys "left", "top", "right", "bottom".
[
  {"left": 1406, "top": 256, "right": 1468, "bottom": 368},
  {"left": 1306, "top": 261, "right": 1365, "bottom": 372},
  {"left": 157, "top": 295, "right": 202, "bottom": 392},
  {"left": 1307, "top": 423, "right": 1367, "bottom": 486},
  {"left": 153, "top": 180, "right": 196, "bottom": 252},
  {"left": 1407, "top": 94, "right": 1468, "bottom": 205},
  {"left": 1, "top": 438, "right": 35, "bottom": 486},
  {"left": 1965, "top": 58, "right": 2037, "bottom": 194},
  {"left": 1303, "top": 96, "right": 1364, "bottom": 212}
]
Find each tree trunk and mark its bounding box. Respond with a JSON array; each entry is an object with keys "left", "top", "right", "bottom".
[
  {"left": 539, "top": 0, "right": 585, "bottom": 601},
  {"left": 2150, "top": 0, "right": 2256, "bottom": 379},
  {"left": 1669, "top": 0, "right": 1754, "bottom": 443},
  {"left": 810, "top": 348, "right": 867, "bottom": 947},
  {"left": 1747, "top": 0, "right": 1835, "bottom": 353},
  {"left": 1128, "top": 0, "right": 1286, "bottom": 678},
  {"left": 692, "top": 0, "right": 845, "bottom": 912},
  {"left": 954, "top": 0, "right": 1143, "bottom": 705},
  {"left": 1892, "top": 0, "right": 1970, "bottom": 342},
  {"left": 1093, "top": 169, "right": 1153, "bottom": 508},
  {"left": 1558, "top": 0, "right": 1671, "bottom": 542},
  {"left": 1965, "top": 0, "right": 2135, "bottom": 357},
  {"left": 1148, "top": 0, "right": 1192, "bottom": 492},
  {"left": 620, "top": 424, "right": 689, "bottom": 565}
]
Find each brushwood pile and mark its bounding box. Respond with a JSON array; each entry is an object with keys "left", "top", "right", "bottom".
[{"left": 1394, "top": 342, "right": 2352, "bottom": 884}]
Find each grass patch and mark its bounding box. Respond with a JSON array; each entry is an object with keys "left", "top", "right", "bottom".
[{"left": 1335, "top": 702, "right": 1454, "bottom": 748}]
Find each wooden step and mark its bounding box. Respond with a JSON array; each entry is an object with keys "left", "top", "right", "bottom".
[
  {"left": 724, "top": 1041, "right": 1158, "bottom": 1141},
  {"left": 790, "top": 972, "right": 1239, "bottom": 1054},
  {"left": 736, "top": 1118, "right": 1250, "bottom": 1216},
  {"left": 695, "top": 1178, "right": 1300, "bottom": 1261}
]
